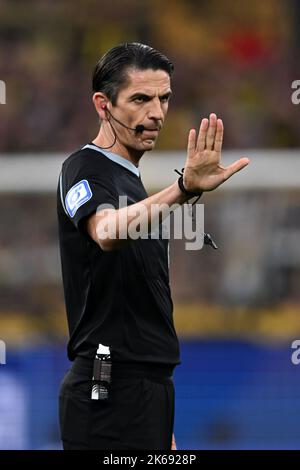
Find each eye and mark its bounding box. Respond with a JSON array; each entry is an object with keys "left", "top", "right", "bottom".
[
  {"left": 160, "top": 95, "right": 170, "bottom": 103},
  {"left": 134, "top": 97, "right": 144, "bottom": 103},
  {"left": 133, "top": 95, "right": 150, "bottom": 103}
]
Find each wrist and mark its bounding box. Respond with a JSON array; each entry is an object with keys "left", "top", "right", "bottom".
[
  {"left": 178, "top": 175, "right": 202, "bottom": 199},
  {"left": 172, "top": 180, "right": 190, "bottom": 204}
]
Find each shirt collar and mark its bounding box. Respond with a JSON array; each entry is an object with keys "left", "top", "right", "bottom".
[{"left": 82, "top": 143, "right": 140, "bottom": 178}]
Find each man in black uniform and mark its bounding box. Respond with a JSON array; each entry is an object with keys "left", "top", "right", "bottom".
[{"left": 57, "top": 42, "right": 249, "bottom": 450}]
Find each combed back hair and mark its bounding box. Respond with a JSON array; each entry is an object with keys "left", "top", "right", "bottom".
[{"left": 92, "top": 42, "right": 174, "bottom": 105}]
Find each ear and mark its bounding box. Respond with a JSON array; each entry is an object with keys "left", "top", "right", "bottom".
[{"left": 93, "top": 92, "right": 109, "bottom": 120}]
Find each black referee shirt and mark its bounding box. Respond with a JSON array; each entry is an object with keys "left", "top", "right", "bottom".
[{"left": 57, "top": 143, "right": 180, "bottom": 366}]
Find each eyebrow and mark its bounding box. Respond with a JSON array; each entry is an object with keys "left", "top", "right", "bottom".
[{"left": 129, "top": 90, "right": 173, "bottom": 101}]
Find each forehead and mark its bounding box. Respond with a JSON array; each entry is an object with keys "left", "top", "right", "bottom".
[{"left": 122, "top": 68, "right": 171, "bottom": 95}]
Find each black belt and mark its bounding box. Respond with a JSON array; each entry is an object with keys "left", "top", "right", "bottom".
[{"left": 71, "top": 355, "right": 175, "bottom": 384}]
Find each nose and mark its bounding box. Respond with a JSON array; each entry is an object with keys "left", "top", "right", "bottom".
[{"left": 147, "top": 97, "right": 164, "bottom": 123}]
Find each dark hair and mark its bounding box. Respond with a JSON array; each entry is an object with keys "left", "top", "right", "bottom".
[{"left": 92, "top": 42, "right": 174, "bottom": 105}]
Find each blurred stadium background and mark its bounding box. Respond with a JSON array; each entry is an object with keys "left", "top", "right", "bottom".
[{"left": 1, "top": 0, "right": 300, "bottom": 450}]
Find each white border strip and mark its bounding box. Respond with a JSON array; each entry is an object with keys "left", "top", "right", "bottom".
[{"left": 0, "top": 150, "right": 299, "bottom": 192}]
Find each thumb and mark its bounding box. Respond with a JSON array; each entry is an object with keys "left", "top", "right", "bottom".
[{"left": 223, "top": 157, "right": 250, "bottom": 181}]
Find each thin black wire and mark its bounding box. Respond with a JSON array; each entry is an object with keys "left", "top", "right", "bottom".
[
  {"left": 93, "top": 118, "right": 118, "bottom": 150},
  {"left": 174, "top": 167, "right": 218, "bottom": 249}
]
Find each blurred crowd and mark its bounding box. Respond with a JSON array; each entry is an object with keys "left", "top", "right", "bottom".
[
  {"left": 1, "top": 0, "right": 300, "bottom": 451},
  {"left": 1, "top": 0, "right": 300, "bottom": 339},
  {"left": 0, "top": 0, "right": 300, "bottom": 152}
]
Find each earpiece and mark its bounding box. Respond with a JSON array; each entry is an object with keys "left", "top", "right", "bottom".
[{"left": 101, "top": 103, "right": 107, "bottom": 109}]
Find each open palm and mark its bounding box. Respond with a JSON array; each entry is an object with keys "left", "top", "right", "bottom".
[{"left": 183, "top": 113, "right": 249, "bottom": 193}]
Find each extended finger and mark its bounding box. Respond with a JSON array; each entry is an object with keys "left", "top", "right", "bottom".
[
  {"left": 205, "top": 113, "right": 217, "bottom": 150},
  {"left": 196, "top": 118, "right": 209, "bottom": 152},
  {"left": 222, "top": 157, "right": 250, "bottom": 181},
  {"left": 187, "top": 128, "right": 197, "bottom": 156},
  {"left": 214, "top": 119, "right": 224, "bottom": 153}
]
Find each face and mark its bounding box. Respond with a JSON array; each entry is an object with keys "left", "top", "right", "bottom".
[{"left": 107, "top": 68, "right": 172, "bottom": 153}]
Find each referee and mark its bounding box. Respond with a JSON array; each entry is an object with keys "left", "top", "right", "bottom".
[{"left": 57, "top": 42, "right": 249, "bottom": 450}]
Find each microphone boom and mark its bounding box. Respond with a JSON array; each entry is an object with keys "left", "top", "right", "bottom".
[{"left": 106, "top": 108, "right": 145, "bottom": 133}]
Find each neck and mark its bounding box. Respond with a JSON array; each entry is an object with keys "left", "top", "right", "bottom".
[{"left": 92, "top": 124, "right": 143, "bottom": 167}]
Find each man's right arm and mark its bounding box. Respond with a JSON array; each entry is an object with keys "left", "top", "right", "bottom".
[
  {"left": 85, "top": 179, "right": 189, "bottom": 251},
  {"left": 86, "top": 113, "right": 249, "bottom": 251}
]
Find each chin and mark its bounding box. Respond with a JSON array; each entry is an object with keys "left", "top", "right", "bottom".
[{"left": 142, "top": 139, "right": 157, "bottom": 149}]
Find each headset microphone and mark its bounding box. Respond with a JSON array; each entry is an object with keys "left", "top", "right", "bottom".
[
  {"left": 135, "top": 124, "right": 145, "bottom": 133},
  {"left": 102, "top": 105, "right": 146, "bottom": 133}
]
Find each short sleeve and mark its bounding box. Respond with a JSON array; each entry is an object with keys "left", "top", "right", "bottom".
[{"left": 59, "top": 152, "right": 119, "bottom": 233}]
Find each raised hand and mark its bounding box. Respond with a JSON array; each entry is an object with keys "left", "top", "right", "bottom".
[{"left": 183, "top": 113, "right": 249, "bottom": 193}]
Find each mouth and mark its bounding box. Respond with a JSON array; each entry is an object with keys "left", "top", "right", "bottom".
[
  {"left": 141, "top": 130, "right": 159, "bottom": 142},
  {"left": 142, "top": 128, "right": 159, "bottom": 135}
]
